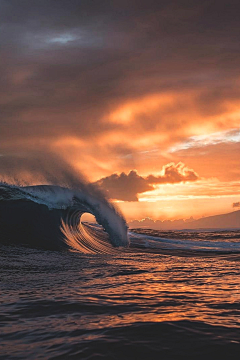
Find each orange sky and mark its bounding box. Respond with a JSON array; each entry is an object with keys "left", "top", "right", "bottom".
[{"left": 0, "top": 1, "right": 240, "bottom": 222}]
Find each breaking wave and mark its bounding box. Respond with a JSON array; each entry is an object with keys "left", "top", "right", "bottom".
[{"left": 0, "top": 183, "right": 129, "bottom": 254}]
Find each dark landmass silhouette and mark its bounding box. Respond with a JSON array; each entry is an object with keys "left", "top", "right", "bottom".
[{"left": 128, "top": 210, "right": 240, "bottom": 230}]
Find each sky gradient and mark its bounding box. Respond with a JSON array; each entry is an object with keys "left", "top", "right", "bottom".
[{"left": 1, "top": 0, "right": 240, "bottom": 221}]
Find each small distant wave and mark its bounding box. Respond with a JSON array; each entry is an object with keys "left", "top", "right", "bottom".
[
  {"left": 129, "top": 229, "right": 240, "bottom": 254},
  {"left": 0, "top": 183, "right": 129, "bottom": 253}
]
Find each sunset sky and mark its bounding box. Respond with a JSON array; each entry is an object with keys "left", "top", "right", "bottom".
[{"left": 1, "top": 0, "right": 240, "bottom": 221}]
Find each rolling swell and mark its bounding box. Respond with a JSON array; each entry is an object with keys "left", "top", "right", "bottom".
[{"left": 0, "top": 183, "right": 129, "bottom": 253}]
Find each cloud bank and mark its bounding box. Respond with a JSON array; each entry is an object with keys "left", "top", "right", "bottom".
[{"left": 95, "top": 162, "right": 199, "bottom": 201}]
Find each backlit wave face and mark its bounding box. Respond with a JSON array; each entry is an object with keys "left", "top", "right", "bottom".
[{"left": 61, "top": 212, "right": 118, "bottom": 255}]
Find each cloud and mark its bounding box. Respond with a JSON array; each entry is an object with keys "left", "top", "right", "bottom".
[
  {"left": 233, "top": 202, "right": 240, "bottom": 208},
  {"left": 169, "top": 129, "right": 240, "bottom": 153},
  {"left": 95, "top": 162, "right": 199, "bottom": 201},
  {"left": 146, "top": 162, "right": 198, "bottom": 184},
  {"left": 1, "top": 1, "right": 240, "bottom": 145},
  {"left": 128, "top": 217, "right": 194, "bottom": 230},
  {"left": 94, "top": 170, "right": 153, "bottom": 201}
]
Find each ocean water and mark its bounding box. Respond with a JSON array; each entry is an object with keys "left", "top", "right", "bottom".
[{"left": 1, "top": 184, "right": 240, "bottom": 359}]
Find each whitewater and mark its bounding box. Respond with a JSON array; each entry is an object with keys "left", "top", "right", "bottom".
[{"left": 1, "top": 182, "right": 240, "bottom": 359}]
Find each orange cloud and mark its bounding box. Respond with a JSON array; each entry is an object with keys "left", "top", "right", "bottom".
[
  {"left": 146, "top": 162, "right": 198, "bottom": 184},
  {"left": 233, "top": 202, "right": 240, "bottom": 208},
  {"left": 109, "top": 93, "right": 175, "bottom": 124}
]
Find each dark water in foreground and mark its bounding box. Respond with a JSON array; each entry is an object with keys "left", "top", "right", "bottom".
[{"left": 1, "top": 230, "right": 240, "bottom": 359}]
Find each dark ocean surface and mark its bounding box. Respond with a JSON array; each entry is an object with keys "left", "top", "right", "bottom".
[{"left": 0, "top": 184, "right": 240, "bottom": 359}]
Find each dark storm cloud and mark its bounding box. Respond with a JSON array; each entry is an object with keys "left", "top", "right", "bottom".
[
  {"left": 94, "top": 162, "right": 199, "bottom": 201},
  {"left": 94, "top": 170, "right": 152, "bottom": 201},
  {"left": 1, "top": 0, "right": 240, "bottom": 160}
]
